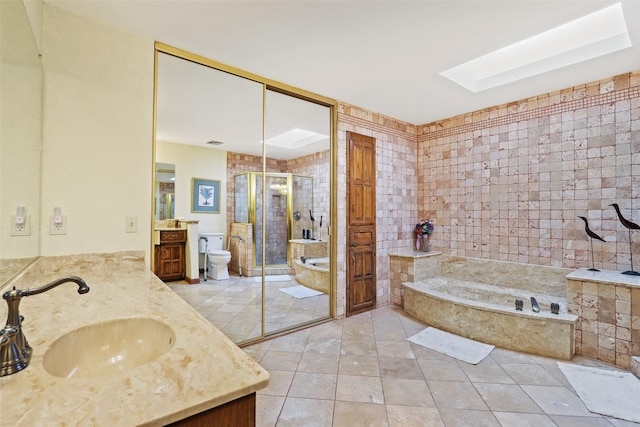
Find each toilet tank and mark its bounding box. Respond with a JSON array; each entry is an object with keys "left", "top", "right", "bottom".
[{"left": 199, "top": 232, "right": 224, "bottom": 251}]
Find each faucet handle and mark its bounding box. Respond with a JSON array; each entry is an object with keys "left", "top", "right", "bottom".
[{"left": 1, "top": 326, "right": 18, "bottom": 341}]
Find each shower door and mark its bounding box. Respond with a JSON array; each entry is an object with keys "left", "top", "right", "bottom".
[{"left": 253, "top": 174, "right": 290, "bottom": 267}]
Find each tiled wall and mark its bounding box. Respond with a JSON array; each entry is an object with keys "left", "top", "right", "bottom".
[
  {"left": 225, "top": 150, "right": 331, "bottom": 273},
  {"left": 336, "top": 104, "right": 419, "bottom": 316},
  {"left": 567, "top": 272, "right": 640, "bottom": 369},
  {"left": 288, "top": 150, "right": 331, "bottom": 242},
  {"left": 417, "top": 71, "right": 640, "bottom": 271},
  {"left": 225, "top": 151, "right": 286, "bottom": 236}
]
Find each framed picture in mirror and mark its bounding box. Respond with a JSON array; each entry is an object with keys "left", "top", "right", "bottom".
[{"left": 191, "top": 178, "right": 220, "bottom": 213}]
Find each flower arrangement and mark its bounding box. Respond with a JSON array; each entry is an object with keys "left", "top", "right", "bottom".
[{"left": 415, "top": 218, "right": 434, "bottom": 236}]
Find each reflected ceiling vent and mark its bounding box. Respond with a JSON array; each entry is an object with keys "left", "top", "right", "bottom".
[
  {"left": 206, "top": 140, "right": 224, "bottom": 146},
  {"left": 264, "top": 129, "right": 328, "bottom": 149}
]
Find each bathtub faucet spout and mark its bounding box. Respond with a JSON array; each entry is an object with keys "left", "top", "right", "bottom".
[{"left": 530, "top": 297, "right": 540, "bottom": 313}]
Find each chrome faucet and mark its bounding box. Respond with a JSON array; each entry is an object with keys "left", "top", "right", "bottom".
[{"left": 0, "top": 276, "right": 89, "bottom": 377}]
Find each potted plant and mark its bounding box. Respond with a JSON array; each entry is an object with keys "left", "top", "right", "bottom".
[{"left": 415, "top": 218, "right": 434, "bottom": 252}]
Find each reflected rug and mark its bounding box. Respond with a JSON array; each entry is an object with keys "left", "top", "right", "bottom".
[
  {"left": 407, "top": 327, "right": 494, "bottom": 365},
  {"left": 558, "top": 362, "right": 640, "bottom": 423},
  {"left": 254, "top": 275, "right": 292, "bottom": 282},
  {"left": 279, "top": 285, "right": 323, "bottom": 299}
]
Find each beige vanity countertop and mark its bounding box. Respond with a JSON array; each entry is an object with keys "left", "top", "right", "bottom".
[{"left": 0, "top": 256, "right": 269, "bottom": 426}]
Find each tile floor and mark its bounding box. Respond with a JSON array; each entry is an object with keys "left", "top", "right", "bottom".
[
  {"left": 240, "top": 305, "right": 640, "bottom": 427},
  {"left": 168, "top": 274, "right": 329, "bottom": 343}
]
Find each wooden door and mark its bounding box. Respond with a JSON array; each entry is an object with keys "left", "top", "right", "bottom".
[{"left": 347, "top": 132, "right": 376, "bottom": 316}]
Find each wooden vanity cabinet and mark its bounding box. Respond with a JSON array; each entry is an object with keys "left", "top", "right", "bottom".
[
  {"left": 154, "top": 229, "right": 186, "bottom": 281},
  {"left": 167, "top": 393, "right": 256, "bottom": 426}
]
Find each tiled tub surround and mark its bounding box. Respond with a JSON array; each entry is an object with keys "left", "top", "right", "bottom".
[
  {"left": 417, "top": 71, "right": 640, "bottom": 272},
  {"left": 567, "top": 269, "right": 640, "bottom": 369},
  {"left": 0, "top": 252, "right": 269, "bottom": 426},
  {"left": 632, "top": 355, "right": 640, "bottom": 377},
  {"left": 290, "top": 239, "right": 330, "bottom": 293},
  {"left": 400, "top": 254, "right": 578, "bottom": 359},
  {"left": 292, "top": 257, "right": 330, "bottom": 294},
  {"left": 389, "top": 251, "right": 442, "bottom": 306}
]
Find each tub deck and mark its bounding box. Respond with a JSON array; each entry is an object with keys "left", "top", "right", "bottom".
[
  {"left": 403, "top": 277, "right": 578, "bottom": 360},
  {"left": 293, "top": 258, "right": 329, "bottom": 294}
]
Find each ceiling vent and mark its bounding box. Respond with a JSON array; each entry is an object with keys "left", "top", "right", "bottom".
[{"left": 206, "top": 140, "right": 224, "bottom": 146}]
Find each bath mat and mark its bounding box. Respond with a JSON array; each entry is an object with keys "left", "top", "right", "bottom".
[
  {"left": 557, "top": 362, "right": 640, "bottom": 423},
  {"left": 279, "top": 285, "right": 323, "bottom": 299},
  {"left": 407, "top": 327, "right": 494, "bottom": 365},
  {"left": 254, "top": 275, "right": 292, "bottom": 282}
]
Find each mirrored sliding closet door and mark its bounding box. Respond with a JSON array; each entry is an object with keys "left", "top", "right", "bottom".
[{"left": 154, "top": 44, "right": 335, "bottom": 345}]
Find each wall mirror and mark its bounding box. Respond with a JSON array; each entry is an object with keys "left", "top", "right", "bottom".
[
  {"left": 154, "top": 162, "right": 175, "bottom": 220},
  {"left": 0, "top": 0, "right": 42, "bottom": 287},
  {"left": 154, "top": 44, "right": 335, "bottom": 345}
]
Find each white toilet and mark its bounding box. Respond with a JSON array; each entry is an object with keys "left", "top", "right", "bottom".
[{"left": 198, "top": 232, "right": 232, "bottom": 280}]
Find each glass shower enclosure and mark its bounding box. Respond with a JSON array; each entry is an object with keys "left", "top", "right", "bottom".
[{"left": 234, "top": 172, "right": 313, "bottom": 270}]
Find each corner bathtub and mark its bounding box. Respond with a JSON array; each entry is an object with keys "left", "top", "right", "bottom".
[
  {"left": 293, "top": 257, "right": 329, "bottom": 294},
  {"left": 403, "top": 277, "right": 578, "bottom": 360}
]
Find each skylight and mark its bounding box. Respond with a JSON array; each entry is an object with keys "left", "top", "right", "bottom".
[
  {"left": 263, "top": 129, "right": 328, "bottom": 149},
  {"left": 439, "top": 3, "right": 631, "bottom": 92}
]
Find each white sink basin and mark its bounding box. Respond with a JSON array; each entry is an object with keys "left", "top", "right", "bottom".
[{"left": 43, "top": 318, "right": 175, "bottom": 379}]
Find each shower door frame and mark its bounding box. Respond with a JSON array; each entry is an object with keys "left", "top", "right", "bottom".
[
  {"left": 235, "top": 172, "right": 315, "bottom": 271},
  {"left": 250, "top": 172, "right": 293, "bottom": 270}
]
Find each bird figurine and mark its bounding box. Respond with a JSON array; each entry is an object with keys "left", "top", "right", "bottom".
[
  {"left": 578, "top": 216, "right": 606, "bottom": 272},
  {"left": 609, "top": 203, "right": 640, "bottom": 276}
]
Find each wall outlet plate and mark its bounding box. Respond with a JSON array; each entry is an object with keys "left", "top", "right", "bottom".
[
  {"left": 10, "top": 215, "right": 31, "bottom": 236},
  {"left": 50, "top": 215, "right": 67, "bottom": 235},
  {"left": 125, "top": 216, "right": 137, "bottom": 233}
]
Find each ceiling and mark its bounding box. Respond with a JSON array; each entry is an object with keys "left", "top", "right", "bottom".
[
  {"left": 47, "top": 0, "right": 640, "bottom": 126},
  {"left": 156, "top": 51, "right": 331, "bottom": 159}
]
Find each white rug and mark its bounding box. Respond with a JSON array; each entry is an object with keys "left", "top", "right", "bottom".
[
  {"left": 407, "top": 327, "right": 494, "bottom": 365},
  {"left": 558, "top": 362, "right": 640, "bottom": 423},
  {"left": 279, "top": 285, "right": 323, "bottom": 299},
  {"left": 254, "top": 275, "right": 292, "bottom": 282}
]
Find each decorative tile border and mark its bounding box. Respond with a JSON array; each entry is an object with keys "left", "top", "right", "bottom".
[{"left": 420, "top": 75, "right": 640, "bottom": 141}]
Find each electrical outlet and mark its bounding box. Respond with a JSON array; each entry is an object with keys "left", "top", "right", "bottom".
[
  {"left": 10, "top": 215, "right": 31, "bottom": 236},
  {"left": 50, "top": 215, "right": 67, "bottom": 235},
  {"left": 125, "top": 216, "right": 137, "bottom": 233}
]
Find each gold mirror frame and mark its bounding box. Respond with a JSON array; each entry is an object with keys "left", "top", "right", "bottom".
[{"left": 152, "top": 42, "right": 338, "bottom": 341}]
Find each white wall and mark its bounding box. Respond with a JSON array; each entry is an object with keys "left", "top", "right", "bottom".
[
  {"left": 40, "top": 5, "right": 154, "bottom": 262},
  {"left": 156, "top": 141, "right": 228, "bottom": 235},
  {"left": 0, "top": 0, "right": 42, "bottom": 259}
]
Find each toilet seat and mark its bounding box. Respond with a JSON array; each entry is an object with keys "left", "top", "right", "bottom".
[{"left": 209, "top": 250, "right": 230, "bottom": 256}]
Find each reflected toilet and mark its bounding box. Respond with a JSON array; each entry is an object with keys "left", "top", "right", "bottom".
[{"left": 198, "top": 232, "right": 232, "bottom": 280}]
